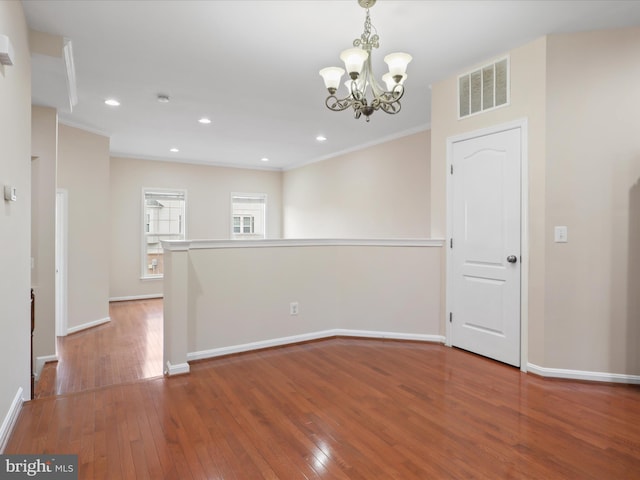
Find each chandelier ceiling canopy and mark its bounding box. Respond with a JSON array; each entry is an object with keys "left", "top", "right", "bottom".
[{"left": 319, "top": 0, "right": 412, "bottom": 122}]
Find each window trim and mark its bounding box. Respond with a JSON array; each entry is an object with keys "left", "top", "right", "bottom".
[
  {"left": 141, "top": 187, "right": 187, "bottom": 279},
  {"left": 230, "top": 192, "right": 267, "bottom": 240}
]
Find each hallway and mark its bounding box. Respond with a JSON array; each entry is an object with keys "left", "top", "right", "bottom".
[{"left": 35, "top": 299, "right": 163, "bottom": 398}]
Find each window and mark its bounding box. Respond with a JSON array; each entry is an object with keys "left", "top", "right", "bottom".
[
  {"left": 142, "top": 189, "right": 186, "bottom": 278},
  {"left": 231, "top": 193, "right": 266, "bottom": 239},
  {"left": 233, "top": 215, "right": 255, "bottom": 234}
]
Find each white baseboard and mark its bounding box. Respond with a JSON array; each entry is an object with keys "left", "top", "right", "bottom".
[
  {"left": 34, "top": 354, "right": 58, "bottom": 381},
  {"left": 0, "top": 388, "right": 23, "bottom": 454},
  {"left": 165, "top": 361, "right": 190, "bottom": 376},
  {"left": 109, "top": 294, "right": 163, "bottom": 302},
  {"left": 66, "top": 316, "right": 110, "bottom": 335},
  {"left": 527, "top": 363, "right": 640, "bottom": 384},
  {"left": 335, "top": 329, "right": 446, "bottom": 343},
  {"left": 187, "top": 330, "right": 445, "bottom": 362}
]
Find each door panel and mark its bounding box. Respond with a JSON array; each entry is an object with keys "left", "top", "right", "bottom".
[{"left": 451, "top": 128, "right": 521, "bottom": 367}]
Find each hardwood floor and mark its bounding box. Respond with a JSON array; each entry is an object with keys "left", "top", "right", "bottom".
[
  {"left": 8, "top": 300, "right": 640, "bottom": 478},
  {"left": 35, "top": 299, "right": 163, "bottom": 398}
]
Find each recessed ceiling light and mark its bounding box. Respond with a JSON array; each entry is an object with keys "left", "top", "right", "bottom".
[
  {"left": 170, "top": 148, "right": 179, "bottom": 153},
  {"left": 104, "top": 98, "right": 120, "bottom": 106},
  {"left": 260, "top": 157, "right": 269, "bottom": 162},
  {"left": 198, "top": 117, "right": 211, "bottom": 124},
  {"left": 316, "top": 135, "right": 327, "bottom": 142}
]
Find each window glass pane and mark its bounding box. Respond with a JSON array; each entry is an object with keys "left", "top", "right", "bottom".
[{"left": 143, "top": 189, "right": 186, "bottom": 278}]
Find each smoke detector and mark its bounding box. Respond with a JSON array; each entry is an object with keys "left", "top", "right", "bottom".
[{"left": 157, "top": 94, "right": 170, "bottom": 103}]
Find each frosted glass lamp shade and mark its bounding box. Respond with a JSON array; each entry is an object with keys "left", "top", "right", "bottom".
[
  {"left": 382, "top": 72, "right": 407, "bottom": 91},
  {"left": 340, "top": 48, "right": 369, "bottom": 77},
  {"left": 384, "top": 52, "right": 412, "bottom": 78},
  {"left": 319, "top": 67, "right": 345, "bottom": 93}
]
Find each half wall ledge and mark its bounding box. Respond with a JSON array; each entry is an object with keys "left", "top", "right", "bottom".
[{"left": 162, "top": 238, "right": 444, "bottom": 250}]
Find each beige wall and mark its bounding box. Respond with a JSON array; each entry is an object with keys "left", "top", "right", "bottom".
[
  {"left": 431, "top": 37, "right": 548, "bottom": 366},
  {"left": 544, "top": 27, "right": 640, "bottom": 374},
  {"left": 161, "top": 241, "right": 442, "bottom": 368},
  {"left": 58, "top": 124, "right": 110, "bottom": 331},
  {"left": 31, "top": 106, "right": 57, "bottom": 367},
  {"left": 432, "top": 26, "right": 640, "bottom": 376},
  {"left": 283, "top": 131, "right": 431, "bottom": 238},
  {"left": 0, "top": 0, "right": 32, "bottom": 441},
  {"left": 109, "top": 157, "right": 283, "bottom": 299}
]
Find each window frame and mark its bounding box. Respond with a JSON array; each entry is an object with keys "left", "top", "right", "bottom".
[
  {"left": 141, "top": 188, "right": 187, "bottom": 279},
  {"left": 230, "top": 192, "right": 267, "bottom": 240}
]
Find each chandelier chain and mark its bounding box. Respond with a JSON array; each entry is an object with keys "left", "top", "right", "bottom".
[{"left": 353, "top": 10, "right": 379, "bottom": 53}]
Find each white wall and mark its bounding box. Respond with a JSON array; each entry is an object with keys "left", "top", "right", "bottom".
[
  {"left": 283, "top": 131, "right": 430, "bottom": 238},
  {"left": 0, "top": 0, "right": 32, "bottom": 449},
  {"left": 57, "top": 124, "right": 111, "bottom": 332},
  {"left": 31, "top": 106, "right": 57, "bottom": 371},
  {"left": 544, "top": 27, "right": 640, "bottom": 374},
  {"left": 109, "top": 156, "right": 283, "bottom": 300}
]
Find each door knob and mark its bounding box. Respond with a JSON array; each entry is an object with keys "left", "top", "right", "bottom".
[{"left": 507, "top": 255, "right": 518, "bottom": 264}]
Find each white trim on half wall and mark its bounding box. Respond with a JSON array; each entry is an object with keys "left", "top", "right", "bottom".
[
  {"left": 66, "top": 316, "right": 110, "bottom": 335},
  {"left": 186, "top": 330, "right": 446, "bottom": 363},
  {"left": 109, "top": 294, "right": 163, "bottom": 302},
  {"left": 34, "top": 354, "right": 58, "bottom": 381},
  {"left": 165, "top": 361, "right": 190, "bottom": 376},
  {"left": 527, "top": 363, "right": 640, "bottom": 384}
]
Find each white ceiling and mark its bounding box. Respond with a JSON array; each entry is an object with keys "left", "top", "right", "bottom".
[{"left": 22, "top": 0, "right": 640, "bottom": 170}]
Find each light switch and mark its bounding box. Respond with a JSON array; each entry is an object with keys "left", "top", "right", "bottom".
[
  {"left": 4, "top": 185, "right": 16, "bottom": 202},
  {"left": 554, "top": 226, "right": 568, "bottom": 243}
]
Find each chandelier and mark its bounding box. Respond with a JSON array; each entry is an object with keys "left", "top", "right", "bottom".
[{"left": 319, "top": 0, "right": 412, "bottom": 122}]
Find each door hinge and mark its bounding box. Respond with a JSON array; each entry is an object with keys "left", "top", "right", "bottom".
[
  {"left": 449, "top": 312, "right": 453, "bottom": 323},
  {"left": 450, "top": 164, "right": 453, "bottom": 175},
  {"left": 450, "top": 238, "right": 453, "bottom": 249}
]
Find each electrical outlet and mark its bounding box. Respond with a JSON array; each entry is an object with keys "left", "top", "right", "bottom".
[{"left": 290, "top": 302, "right": 299, "bottom": 316}]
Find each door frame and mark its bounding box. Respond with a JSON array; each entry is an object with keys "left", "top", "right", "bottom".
[
  {"left": 445, "top": 118, "right": 529, "bottom": 371},
  {"left": 56, "top": 188, "right": 68, "bottom": 338}
]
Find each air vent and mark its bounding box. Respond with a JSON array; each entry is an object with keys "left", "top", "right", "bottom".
[{"left": 458, "top": 57, "right": 509, "bottom": 119}]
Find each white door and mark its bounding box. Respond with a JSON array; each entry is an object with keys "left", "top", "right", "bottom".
[{"left": 450, "top": 127, "right": 521, "bottom": 367}]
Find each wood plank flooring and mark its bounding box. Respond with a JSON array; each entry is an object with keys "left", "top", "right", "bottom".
[
  {"left": 35, "top": 299, "right": 163, "bottom": 398},
  {"left": 8, "top": 300, "right": 640, "bottom": 478}
]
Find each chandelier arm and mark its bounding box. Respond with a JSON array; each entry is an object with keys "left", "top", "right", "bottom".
[
  {"left": 350, "top": 80, "right": 365, "bottom": 102},
  {"left": 378, "top": 100, "right": 402, "bottom": 115},
  {"left": 325, "top": 95, "right": 354, "bottom": 112},
  {"left": 360, "top": 54, "right": 386, "bottom": 100},
  {"left": 369, "top": 76, "right": 387, "bottom": 99},
  {"left": 377, "top": 84, "right": 405, "bottom": 104},
  {"left": 350, "top": 98, "right": 368, "bottom": 112}
]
